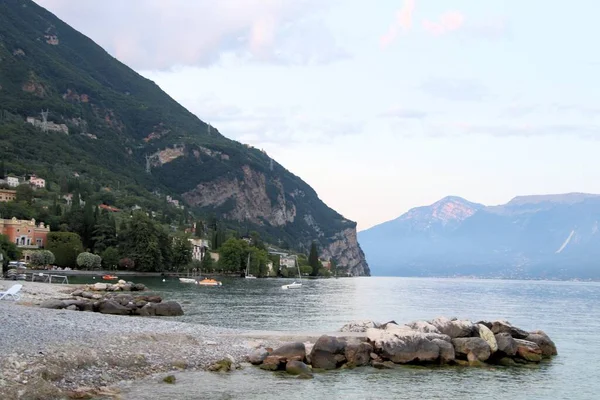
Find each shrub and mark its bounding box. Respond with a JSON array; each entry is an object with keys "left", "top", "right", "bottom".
[{"left": 76, "top": 252, "right": 101, "bottom": 269}]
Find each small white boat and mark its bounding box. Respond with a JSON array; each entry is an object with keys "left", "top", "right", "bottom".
[
  {"left": 179, "top": 278, "right": 196, "bottom": 284},
  {"left": 281, "top": 281, "right": 302, "bottom": 289},
  {"left": 281, "top": 256, "right": 302, "bottom": 289},
  {"left": 245, "top": 253, "right": 257, "bottom": 279}
]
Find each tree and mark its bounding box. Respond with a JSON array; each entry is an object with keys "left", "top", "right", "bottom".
[
  {"left": 171, "top": 234, "right": 193, "bottom": 271},
  {"left": 118, "top": 257, "right": 135, "bottom": 270},
  {"left": 119, "top": 212, "right": 168, "bottom": 272},
  {"left": 91, "top": 212, "right": 117, "bottom": 253},
  {"left": 101, "top": 247, "right": 119, "bottom": 270},
  {"left": 81, "top": 201, "right": 96, "bottom": 249},
  {"left": 0, "top": 234, "right": 21, "bottom": 262},
  {"left": 330, "top": 259, "right": 337, "bottom": 276},
  {"left": 308, "top": 241, "right": 320, "bottom": 277},
  {"left": 218, "top": 238, "right": 248, "bottom": 273},
  {"left": 15, "top": 184, "right": 34, "bottom": 204},
  {"left": 194, "top": 220, "right": 204, "bottom": 237},
  {"left": 30, "top": 250, "right": 55, "bottom": 267},
  {"left": 201, "top": 252, "right": 214, "bottom": 272},
  {"left": 46, "top": 232, "right": 84, "bottom": 267},
  {"left": 76, "top": 252, "right": 102, "bottom": 269}
]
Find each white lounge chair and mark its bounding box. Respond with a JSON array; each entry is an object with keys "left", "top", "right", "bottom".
[{"left": 0, "top": 284, "right": 23, "bottom": 301}]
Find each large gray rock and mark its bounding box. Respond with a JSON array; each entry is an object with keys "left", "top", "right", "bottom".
[
  {"left": 477, "top": 324, "right": 498, "bottom": 353},
  {"left": 367, "top": 327, "right": 441, "bottom": 364},
  {"left": 339, "top": 320, "right": 379, "bottom": 332},
  {"left": 490, "top": 320, "right": 529, "bottom": 339},
  {"left": 310, "top": 335, "right": 347, "bottom": 370},
  {"left": 430, "top": 317, "right": 474, "bottom": 338},
  {"left": 406, "top": 321, "right": 441, "bottom": 334},
  {"left": 286, "top": 360, "right": 311, "bottom": 376},
  {"left": 344, "top": 341, "right": 373, "bottom": 367},
  {"left": 525, "top": 331, "right": 557, "bottom": 357},
  {"left": 98, "top": 300, "right": 131, "bottom": 315},
  {"left": 271, "top": 342, "right": 306, "bottom": 362},
  {"left": 494, "top": 333, "right": 518, "bottom": 356},
  {"left": 111, "top": 294, "right": 134, "bottom": 306},
  {"left": 432, "top": 339, "right": 455, "bottom": 363},
  {"left": 93, "top": 283, "right": 108, "bottom": 291},
  {"left": 452, "top": 337, "right": 491, "bottom": 362},
  {"left": 40, "top": 299, "right": 66, "bottom": 309},
  {"left": 514, "top": 339, "right": 543, "bottom": 362},
  {"left": 154, "top": 301, "right": 184, "bottom": 316},
  {"left": 248, "top": 348, "right": 269, "bottom": 365}
]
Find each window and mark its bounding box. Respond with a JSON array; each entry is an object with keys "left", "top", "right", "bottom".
[{"left": 36, "top": 238, "right": 42, "bottom": 247}]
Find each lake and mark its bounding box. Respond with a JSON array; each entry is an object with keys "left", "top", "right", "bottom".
[{"left": 71, "top": 276, "right": 600, "bottom": 399}]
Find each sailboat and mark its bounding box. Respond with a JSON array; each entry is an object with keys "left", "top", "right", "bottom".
[
  {"left": 245, "top": 253, "right": 257, "bottom": 279},
  {"left": 281, "top": 256, "right": 302, "bottom": 289}
]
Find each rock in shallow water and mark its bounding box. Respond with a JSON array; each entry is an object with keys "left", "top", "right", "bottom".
[
  {"left": 452, "top": 337, "right": 491, "bottom": 362},
  {"left": 286, "top": 360, "right": 311, "bottom": 376},
  {"left": 248, "top": 348, "right": 269, "bottom": 365},
  {"left": 477, "top": 324, "right": 498, "bottom": 353},
  {"left": 430, "top": 317, "right": 474, "bottom": 339},
  {"left": 494, "top": 333, "right": 518, "bottom": 356},
  {"left": 491, "top": 320, "right": 529, "bottom": 339},
  {"left": 525, "top": 331, "right": 557, "bottom": 357}
]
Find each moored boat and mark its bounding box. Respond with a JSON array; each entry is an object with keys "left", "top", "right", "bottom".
[
  {"left": 102, "top": 274, "right": 118, "bottom": 280},
  {"left": 179, "top": 277, "right": 196, "bottom": 284},
  {"left": 197, "top": 278, "right": 222, "bottom": 286}
]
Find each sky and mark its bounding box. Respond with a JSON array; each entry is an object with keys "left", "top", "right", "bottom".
[{"left": 36, "top": 0, "right": 600, "bottom": 231}]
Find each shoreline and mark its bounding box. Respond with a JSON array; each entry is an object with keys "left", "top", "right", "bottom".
[{"left": 0, "top": 281, "right": 285, "bottom": 399}]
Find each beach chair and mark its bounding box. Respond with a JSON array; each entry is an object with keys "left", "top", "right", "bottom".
[{"left": 0, "top": 284, "right": 23, "bottom": 301}]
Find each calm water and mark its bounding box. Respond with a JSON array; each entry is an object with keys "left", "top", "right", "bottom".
[{"left": 72, "top": 276, "right": 600, "bottom": 399}]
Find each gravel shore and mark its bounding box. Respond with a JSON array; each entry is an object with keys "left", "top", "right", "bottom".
[{"left": 0, "top": 281, "right": 282, "bottom": 399}]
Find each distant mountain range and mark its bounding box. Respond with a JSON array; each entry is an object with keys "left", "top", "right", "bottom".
[{"left": 358, "top": 193, "right": 600, "bottom": 279}]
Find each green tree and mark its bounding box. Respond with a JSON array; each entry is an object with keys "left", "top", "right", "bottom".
[
  {"left": 101, "top": 247, "right": 119, "bottom": 270},
  {"left": 308, "top": 241, "right": 320, "bottom": 277},
  {"left": 119, "top": 212, "right": 168, "bottom": 272},
  {"left": 201, "top": 252, "right": 214, "bottom": 273},
  {"left": 91, "top": 212, "right": 117, "bottom": 253},
  {"left": 77, "top": 252, "right": 102, "bottom": 269},
  {"left": 81, "top": 201, "right": 96, "bottom": 249},
  {"left": 15, "top": 184, "right": 34, "bottom": 204},
  {"left": 330, "top": 259, "right": 337, "bottom": 276},
  {"left": 218, "top": 238, "right": 248, "bottom": 273},
  {"left": 46, "top": 232, "right": 84, "bottom": 267},
  {"left": 171, "top": 234, "right": 193, "bottom": 271},
  {"left": 0, "top": 234, "right": 21, "bottom": 262},
  {"left": 30, "top": 250, "right": 55, "bottom": 267},
  {"left": 194, "top": 220, "right": 204, "bottom": 237}
]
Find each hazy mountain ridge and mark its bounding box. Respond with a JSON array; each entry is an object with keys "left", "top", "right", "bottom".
[{"left": 359, "top": 193, "right": 600, "bottom": 279}]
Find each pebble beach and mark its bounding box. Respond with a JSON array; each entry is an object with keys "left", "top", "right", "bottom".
[{"left": 0, "top": 281, "right": 281, "bottom": 399}]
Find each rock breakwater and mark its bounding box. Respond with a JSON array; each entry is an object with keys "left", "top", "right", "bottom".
[{"left": 249, "top": 317, "right": 557, "bottom": 376}]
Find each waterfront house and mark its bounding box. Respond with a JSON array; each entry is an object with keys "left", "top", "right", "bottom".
[
  {"left": 0, "top": 218, "right": 50, "bottom": 248},
  {"left": 0, "top": 188, "right": 17, "bottom": 202}
]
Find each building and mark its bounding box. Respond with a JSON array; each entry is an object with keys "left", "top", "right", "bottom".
[
  {"left": 280, "top": 255, "right": 296, "bottom": 268},
  {"left": 6, "top": 176, "right": 20, "bottom": 187},
  {"left": 0, "top": 218, "right": 50, "bottom": 248},
  {"left": 320, "top": 260, "right": 331, "bottom": 270},
  {"left": 189, "top": 238, "right": 210, "bottom": 261},
  {"left": 99, "top": 204, "right": 120, "bottom": 212},
  {"left": 0, "top": 188, "right": 17, "bottom": 202},
  {"left": 28, "top": 175, "right": 46, "bottom": 189}
]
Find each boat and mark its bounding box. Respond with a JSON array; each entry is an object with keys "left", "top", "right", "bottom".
[
  {"left": 102, "top": 274, "right": 118, "bottom": 280},
  {"left": 197, "top": 278, "right": 222, "bottom": 286},
  {"left": 245, "top": 253, "right": 257, "bottom": 279},
  {"left": 179, "top": 277, "right": 196, "bottom": 284},
  {"left": 281, "top": 256, "right": 302, "bottom": 289}
]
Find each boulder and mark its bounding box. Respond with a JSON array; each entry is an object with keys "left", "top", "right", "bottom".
[
  {"left": 514, "top": 339, "right": 543, "bottom": 362},
  {"left": 260, "top": 355, "right": 284, "bottom": 371},
  {"left": 339, "top": 320, "right": 379, "bottom": 332},
  {"left": 98, "top": 300, "right": 131, "bottom": 315},
  {"left": 432, "top": 339, "right": 455, "bottom": 364},
  {"left": 93, "top": 283, "right": 108, "bottom": 291},
  {"left": 121, "top": 284, "right": 132, "bottom": 291},
  {"left": 477, "top": 324, "right": 498, "bottom": 353},
  {"left": 490, "top": 320, "right": 529, "bottom": 339},
  {"left": 248, "top": 348, "right": 269, "bottom": 365},
  {"left": 494, "top": 333, "right": 518, "bottom": 356},
  {"left": 40, "top": 299, "right": 66, "bottom": 309},
  {"left": 430, "top": 317, "right": 474, "bottom": 338},
  {"left": 207, "top": 359, "right": 232, "bottom": 372},
  {"left": 525, "top": 331, "right": 557, "bottom": 357},
  {"left": 310, "top": 335, "right": 347, "bottom": 370},
  {"left": 406, "top": 321, "right": 441, "bottom": 334},
  {"left": 147, "top": 295, "right": 162, "bottom": 303},
  {"left": 70, "top": 290, "right": 83, "bottom": 297},
  {"left": 153, "top": 301, "right": 183, "bottom": 316},
  {"left": 271, "top": 342, "right": 306, "bottom": 363},
  {"left": 112, "top": 294, "right": 134, "bottom": 306},
  {"left": 344, "top": 341, "right": 373, "bottom": 367},
  {"left": 286, "top": 360, "right": 311, "bottom": 376},
  {"left": 80, "top": 291, "right": 94, "bottom": 299},
  {"left": 62, "top": 300, "right": 90, "bottom": 310},
  {"left": 65, "top": 305, "right": 78, "bottom": 311},
  {"left": 136, "top": 303, "right": 156, "bottom": 316},
  {"left": 367, "top": 327, "right": 441, "bottom": 364},
  {"left": 452, "top": 337, "right": 491, "bottom": 362},
  {"left": 132, "top": 283, "right": 147, "bottom": 291}
]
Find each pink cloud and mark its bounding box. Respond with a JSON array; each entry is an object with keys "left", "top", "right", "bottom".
[
  {"left": 380, "top": 0, "right": 416, "bottom": 48},
  {"left": 423, "top": 11, "right": 465, "bottom": 36}
]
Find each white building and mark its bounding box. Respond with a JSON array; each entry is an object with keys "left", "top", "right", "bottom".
[
  {"left": 6, "top": 176, "right": 20, "bottom": 187},
  {"left": 28, "top": 175, "right": 46, "bottom": 189},
  {"left": 189, "top": 238, "right": 210, "bottom": 261}
]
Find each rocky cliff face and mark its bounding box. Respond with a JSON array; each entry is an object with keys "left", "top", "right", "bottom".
[{"left": 182, "top": 164, "right": 370, "bottom": 276}]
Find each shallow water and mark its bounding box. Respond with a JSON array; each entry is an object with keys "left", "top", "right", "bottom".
[{"left": 71, "top": 276, "right": 600, "bottom": 399}]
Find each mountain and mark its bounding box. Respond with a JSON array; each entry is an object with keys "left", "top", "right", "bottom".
[
  {"left": 0, "top": 0, "right": 369, "bottom": 276},
  {"left": 359, "top": 194, "right": 600, "bottom": 279}
]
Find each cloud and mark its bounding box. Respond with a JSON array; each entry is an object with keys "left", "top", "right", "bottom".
[
  {"left": 380, "top": 0, "right": 415, "bottom": 48},
  {"left": 420, "top": 78, "right": 489, "bottom": 101},
  {"left": 35, "top": 0, "right": 347, "bottom": 70},
  {"left": 461, "top": 17, "right": 510, "bottom": 40},
  {"left": 423, "top": 121, "right": 600, "bottom": 139},
  {"left": 422, "top": 11, "right": 465, "bottom": 36},
  {"left": 380, "top": 106, "right": 428, "bottom": 119}
]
